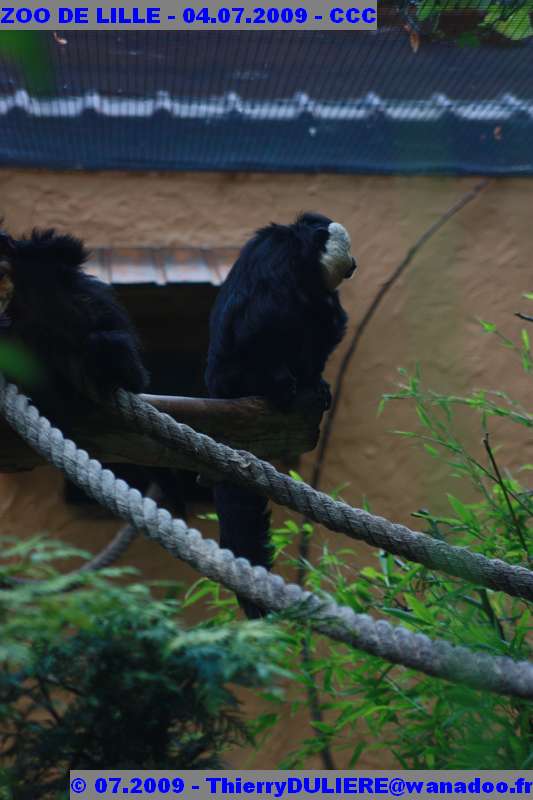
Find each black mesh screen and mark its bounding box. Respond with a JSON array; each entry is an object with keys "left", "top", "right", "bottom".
[{"left": 0, "top": 28, "right": 531, "bottom": 173}]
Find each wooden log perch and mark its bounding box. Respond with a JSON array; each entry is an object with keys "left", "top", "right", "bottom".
[{"left": 0, "top": 392, "right": 325, "bottom": 472}]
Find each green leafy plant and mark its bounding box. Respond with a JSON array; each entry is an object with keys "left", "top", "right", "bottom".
[
  {"left": 399, "top": 0, "right": 533, "bottom": 45},
  {"left": 0, "top": 33, "right": 54, "bottom": 94},
  {"left": 4, "top": 301, "right": 533, "bottom": 779},
  {"left": 0, "top": 341, "right": 42, "bottom": 386},
  {"left": 0, "top": 537, "right": 287, "bottom": 798},
  {"left": 197, "top": 304, "right": 533, "bottom": 768}
]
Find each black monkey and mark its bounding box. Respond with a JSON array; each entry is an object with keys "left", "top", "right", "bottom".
[
  {"left": 0, "top": 228, "right": 149, "bottom": 423},
  {"left": 205, "top": 212, "right": 357, "bottom": 617}
]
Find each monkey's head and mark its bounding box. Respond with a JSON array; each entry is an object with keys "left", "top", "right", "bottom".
[
  {"left": 0, "top": 229, "right": 88, "bottom": 318},
  {"left": 294, "top": 212, "right": 357, "bottom": 292}
]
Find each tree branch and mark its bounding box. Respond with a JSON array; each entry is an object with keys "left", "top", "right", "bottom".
[
  {"left": 483, "top": 432, "right": 530, "bottom": 561},
  {"left": 515, "top": 312, "right": 533, "bottom": 324},
  {"left": 310, "top": 178, "right": 491, "bottom": 495},
  {"left": 0, "top": 392, "right": 324, "bottom": 472}
]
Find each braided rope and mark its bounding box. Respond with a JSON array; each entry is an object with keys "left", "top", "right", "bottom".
[
  {"left": 2, "top": 375, "right": 533, "bottom": 699},
  {"left": 114, "top": 390, "right": 533, "bottom": 603}
]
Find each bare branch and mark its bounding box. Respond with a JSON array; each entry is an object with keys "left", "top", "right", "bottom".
[
  {"left": 483, "top": 432, "right": 530, "bottom": 561},
  {"left": 0, "top": 392, "right": 324, "bottom": 472},
  {"left": 311, "top": 178, "right": 491, "bottom": 495}
]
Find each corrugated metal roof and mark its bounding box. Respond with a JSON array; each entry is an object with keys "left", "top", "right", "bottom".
[
  {"left": 1, "top": 31, "right": 532, "bottom": 174},
  {"left": 84, "top": 246, "right": 238, "bottom": 286}
]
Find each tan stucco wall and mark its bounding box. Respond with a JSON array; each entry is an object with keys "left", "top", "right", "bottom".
[{"left": 1, "top": 168, "right": 531, "bottom": 767}]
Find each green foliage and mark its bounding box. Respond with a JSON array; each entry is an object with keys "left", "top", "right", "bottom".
[
  {"left": 197, "top": 311, "right": 533, "bottom": 768},
  {"left": 0, "top": 341, "right": 42, "bottom": 385},
  {"left": 402, "top": 0, "right": 533, "bottom": 45},
  {"left": 0, "top": 33, "right": 54, "bottom": 94},
  {"left": 3, "top": 306, "right": 533, "bottom": 776},
  {"left": 0, "top": 538, "right": 286, "bottom": 797}
]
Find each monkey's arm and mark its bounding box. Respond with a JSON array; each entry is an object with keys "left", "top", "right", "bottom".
[
  {"left": 229, "top": 302, "right": 300, "bottom": 411},
  {"left": 82, "top": 330, "right": 149, "bottom": 397},
  {"left": 67, "top": 275, "right": 149, "bottom": 399}
]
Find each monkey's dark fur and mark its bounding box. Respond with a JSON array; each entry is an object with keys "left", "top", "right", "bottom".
[
  {"left": 206, "top": 213, "right": 352, "bottom": 617},
  {"left": 0, "top": 229, "right": 149, "bottom": 423}
]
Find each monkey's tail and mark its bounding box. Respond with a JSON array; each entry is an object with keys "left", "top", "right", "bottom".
[{"left": 213, "top": 482, "right": 272, "bottom": 619}]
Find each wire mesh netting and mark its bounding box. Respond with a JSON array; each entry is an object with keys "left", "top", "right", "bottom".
[{"left": 0, "top": 22, "right": 532, "bottom": 173}]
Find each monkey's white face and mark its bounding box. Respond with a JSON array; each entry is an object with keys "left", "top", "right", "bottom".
[{"left": 319, "top": 222, "right": 357, "bottom": 291}]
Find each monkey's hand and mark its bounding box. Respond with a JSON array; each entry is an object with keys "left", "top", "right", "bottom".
[
  {"left": 82, "top": 331, "right": 149, "bottom": 400},
  {"left": 267, "top": 365, "right": 297, "bottom": 412}
]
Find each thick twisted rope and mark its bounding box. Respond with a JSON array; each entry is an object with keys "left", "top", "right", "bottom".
[
  {"left": 114, "top": 390, "right": 533, "bottom": 603},
  {"left": 2, "top": 376, "right": 533, "bottom": 699}
]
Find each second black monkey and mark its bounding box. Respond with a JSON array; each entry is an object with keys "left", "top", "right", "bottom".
[{"left": 0, "top": 228, "right": 149, "bottom": 423}]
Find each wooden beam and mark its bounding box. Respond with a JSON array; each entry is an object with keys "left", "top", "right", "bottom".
[{"left": 0, "top": 393, "right": 324, "bottom": 472}]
